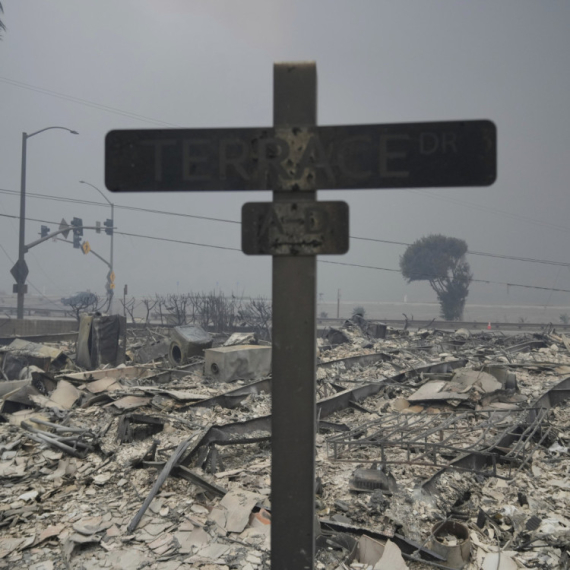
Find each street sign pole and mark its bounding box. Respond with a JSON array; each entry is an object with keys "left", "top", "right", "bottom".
[
  {"left": 271, "top": 61, "right": 317, "bottom": 570},
  {"left": 104, "top": 62, "right": 497, "bottom": 570}
]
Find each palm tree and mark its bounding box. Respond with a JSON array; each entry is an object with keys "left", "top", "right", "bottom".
[{"left": 0, "top": 2, "right": 5, "bottom": 38}]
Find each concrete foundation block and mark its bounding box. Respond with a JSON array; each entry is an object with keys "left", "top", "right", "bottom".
[{"left": 204, "top": 345, "right": 271, "bottom": 382}]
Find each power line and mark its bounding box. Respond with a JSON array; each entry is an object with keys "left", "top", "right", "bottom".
[
  {"left": 0, "top": 243, "right": 13, "bottom": 263},
  {"left": 96, "top": 225, "right": 570, "bottom": 294},
  {"left": 115, "top": 231, "right": 241, "bottom": 253},
  {"left": 1, "top": 187, "right": 570, "bottom": 269},
  {"left": 3, "top": 212, "right": 570, "bottom": 295},
  {"left": 350, "top": 234, "right": 570, "bottom": 268},
  {"left": 407, "top": 189, "right": 570, "bottom": 235},
  {"left": 0, "top": 200, "right": 66, "bottom": 304},
  {"left": 0, "top": 228, "right": 66, "bottom": 308},
  {"left": 0, "top": 188, "right": 240, "bottom": 224},
  {"left": 0, "top": 76, "right": 179, "bottom": 127},
  {"left": 3, "top": 75, "right": 569, "bottom": 240}
]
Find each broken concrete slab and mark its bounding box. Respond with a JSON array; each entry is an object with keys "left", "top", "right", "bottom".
[
  {"left": 374, "top": 539, "right": 408, "bottom": 569},
  {"left": 407, "top": 367, "right": 505, "bottom": 404},
  {"left": 452, "top": 368, "right": 503, "bottom": 393},
  {"left": 407, "top": 380, "right": 471, "bottom": 403},
  {"left": 223, "top": 332, "right": 258, "bottom": 346},
  {"left": 358, "top": 534, "right": 385, "bottom": 566},
  {"left": 2, "top": 339, "right": 68, "bottom": 374},
  {"left": 481, "top": 552, "right": 518, "bottom": 570},
  {"left": 104, "top": 396, "right": 152, "bottom": 412},
  {"left": 61, "top": 365, "right": 156, "bottom": 383},
  {"left": 46, "top": 379, "right": 81, "bottom": 409},
  {"left": 84, "top": 376, "right": 121, "bottom": 393},
  {"left": 323, "top": 327, "right": 350, "bottom": 346},
  {"left": 219, "top": 489, "right": 263, "bottom": 532},
  {"left": 134, "top": 338, "right": 170, "bottom": 364},
  {"left": 104, "top": 549, "right": 152, "bottom": 570}
]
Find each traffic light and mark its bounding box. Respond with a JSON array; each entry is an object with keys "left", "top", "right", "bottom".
[
  {"left": 104, "top": 219, "right": 113, "bottom": 235},
  {"left": 81, "top": 241, "right": 91, "bottom": 255},
  {"left": 40, "top": 225, "right": 50, "bottom": 238},
  {"left": 71, "top": 217, "right": 83, "bottom": 237},
  {"left": 73, "top": 235, "right": 81, "bottom": 249},
  {"left": 106, "top": 270, "right": 115, "bottom": 291}
]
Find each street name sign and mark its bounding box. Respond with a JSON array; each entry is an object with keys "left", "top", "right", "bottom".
[
  {"left": 106, "top": 120, "right": 496, "bottom": 192},
  {"left": 104, "top": 61, "right": 497, "bottom": 570}
]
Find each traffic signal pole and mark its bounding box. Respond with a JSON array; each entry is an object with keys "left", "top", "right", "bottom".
[
  {"left": 79, "top": 181, "right": 115, "bottom": 313},
  {"left": 109, "top": 203, "right": 114, "bottom": 313},
  {"left": 16, "top": 133, "right": 27, "bottom": 320},
  {"left": 25, "top": 225, "right": 101, "bottom": 252}
]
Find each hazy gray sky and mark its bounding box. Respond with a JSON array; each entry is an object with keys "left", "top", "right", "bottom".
[{"left": 1, "top": 1, "right": 569, "bottom": 309}]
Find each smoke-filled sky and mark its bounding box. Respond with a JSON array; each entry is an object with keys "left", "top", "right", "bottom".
[{"left": 1, "top": 1, "right": 569, "bottom": 310}]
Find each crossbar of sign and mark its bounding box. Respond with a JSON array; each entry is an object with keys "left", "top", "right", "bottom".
[{"left": 105, "top": 120, "right": 496, "bottom": 192}]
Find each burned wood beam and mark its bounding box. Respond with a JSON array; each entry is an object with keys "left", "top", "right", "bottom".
[
  {"left": 319, "top": 519, "right": 445, "bottom": 562},
  {"left": 116, "top": 413, "right": 164, "bottom": 444},
  {"left": 127, "top": 438, "right": 193, "bottom": 533}
]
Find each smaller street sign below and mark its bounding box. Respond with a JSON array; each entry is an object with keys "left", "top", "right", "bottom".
[
  {"left": 10, "top": 259, "right": 29, "bottom": 284},
  {"left": 242, "top": 201, "right": 349, "bottom": 255}
]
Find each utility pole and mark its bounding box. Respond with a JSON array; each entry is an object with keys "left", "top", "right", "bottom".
[
  {"left": 337, "top": 288, "right": 341, "bottom": 319},
  {"left": 15, "top": 127, "right": 78, "bottom": 319},
  {"left": 123, "top": 284, "right": 128, "bottom": 321}
]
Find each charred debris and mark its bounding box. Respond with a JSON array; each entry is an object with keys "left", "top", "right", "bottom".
[{"left": 1, "top": 315, "right": 570, "bottom": 569}]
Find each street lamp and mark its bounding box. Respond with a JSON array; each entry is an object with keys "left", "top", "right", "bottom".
[
  {"left": 16, "top": 127, "right": 79, "bottom": 319},
  {"left": 79, "top": 180, "right": 114, "bottom": 313}
]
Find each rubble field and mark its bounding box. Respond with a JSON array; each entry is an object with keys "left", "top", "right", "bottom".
[{"left": 1, "top": 320, "right": 570, "bottom": 570}]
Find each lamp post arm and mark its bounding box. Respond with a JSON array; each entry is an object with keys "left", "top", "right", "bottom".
[
  {"left": 79, "top": 180, "right": 112, "bottom": 206},
  {"left": 27, "top": 126, "right": 79, "bottom": 139}
]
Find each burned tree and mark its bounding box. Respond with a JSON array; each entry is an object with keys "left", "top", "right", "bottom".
[
  {"left": 400, "top": 234, "right": 472, "bottom": 321},
  {"left": 162, "top": 294, "right": 190, "bottom": 325},
  {"left": 62, "top": 292, "right": 107, "bottom": 322},
  {"left": 141, "top": 297, "right": 159, "bottom": 325},
  {"left": 239, "top": 297, "right": 272, "bottom": 340},
  {"left": 119, "top": 296, "right": 137, "bottom": 323},
  {"left": 186, "top": 291, "right": 240, "bottom": 332}
]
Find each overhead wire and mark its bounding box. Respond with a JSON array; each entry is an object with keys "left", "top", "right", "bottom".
[
  {"left": 2, "top": 76, "right": 568, "bottom": 304},
  {"left": 0, "top": 76, "right": 179, "bottom": 127},
  {"left": 1, "top": 187, "right": 569, "bottom": 268},
  {"left": 2, "top": 74, "right": 570, "bottom": 239},
  {"left": 0, "top": 200, "right": 66, "bottom": 304},
  {"left": 407, "top": 189, "right": 570, "bottom": 235},
  {"left": 2, "top": 212, "right": 569, "bottom": 295}
]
